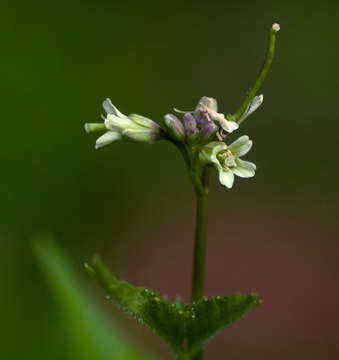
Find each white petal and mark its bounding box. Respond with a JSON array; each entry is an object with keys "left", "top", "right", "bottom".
[
  {"left": 211, "top": 143, "right": 227, "bottom": 164},
  {"left": 238, "top": 94, "right": 264, "bottom": 123},
  {"left": 122, "top": 129, "right": 155, "bottom": 143},
  {"left": 219, "top": 117, "right": 239, "bottom": 133},
  {"left": 173, "top": 107, "right": 193, "bottom": 114},
  {"left": 237, "top": 158, "right": 256, "bottom": 170},
  {"left": 199, "top": 142, "right": 224, "bottom": 165},
  {"left": 105, "top": 114, "right": 139, "bottom": 131},
  {"left": 233, "top": 159, "right": 256, "bottom": 178},
  {"left": 84, "top": 123, "right": 106, "bottom": 133},
  {"left": 196, "top": 96, "right": 218, "bottom": 112},
  {"left": 219, "top": 170, "right": 234, "bottom": 188},
  {"left": 228, "top": 135, "right": 252, "bottom": 156},
  {"left": 102, "top": 98, "right": 128, "bottom": 118},
  {"left": 95, "top": 131, "right": 121, "bottom": 149},
  {"left": 129, "top": 114, "right": 158, "bottom": 129}
]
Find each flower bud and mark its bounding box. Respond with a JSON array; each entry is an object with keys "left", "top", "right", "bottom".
[
  {"left": 186, "top": 127, "right": 199, "bottom": 143},
  {"left": 272, "top": 23, "right": 280, "bottom": 32},
  {"left": 194, "top": 96, "right": 218, "bottom": 125},
  {"left": 182, "top": 113, "right": 196, "bottom": 128},
  {"left": 105, "top": 113, "right": 137, "bottom": 131},
  {"left": 163, "top": 114, "right": 185, "bottom": 142},
  {"left": 95, "top": 131, "right": 122, "bottom": 149},
  {"left": 199, "top": 121, "right": 218, "bottom": 142},
  {"left": 182, "top": 113, "right": 198, "bottom": 143},
  {"left": 122, "top": 127, "right": 161, "bottom": 144},
  {"left": 238, "top": 94, "right": 264, "bottom": 124},
  {"left": 129, "top": 114, "right": 159, "bottom": 129}
]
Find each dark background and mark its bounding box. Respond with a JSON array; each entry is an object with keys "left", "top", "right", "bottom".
[{"left": 1, "top": 0, "right": 339, "bottom": 359}]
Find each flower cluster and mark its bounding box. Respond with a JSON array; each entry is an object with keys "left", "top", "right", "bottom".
[
  {"left": 163, "top": 96, "right": 240, "bottom": 144},
  {"left": 162, "top": 95, "right": 262, "bottom": 188},
  {"left": 85, "top": 94, "right": 263, "bottom": 189}
]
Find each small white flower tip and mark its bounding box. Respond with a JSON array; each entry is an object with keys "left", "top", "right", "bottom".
[
  {"left": 84, "top": 123, "right": 90, "bottom": 133},
  {"left": 272, "top": 23, "right": 280, "bottom": 32},
  {"left": 95, "top": 140, "right": 107, "bottom": 150},
  {"left": 104, "top": 118, "right": 110, "bottom": 129},
  {"left": 94, "top": 143, "right": 105, "bottom": 150},
  {"left": 94, "top": 140, "right": 103, "bottom": 149},
  {"left": 258, "top": 94, "right": 264, "bottom": 103}
]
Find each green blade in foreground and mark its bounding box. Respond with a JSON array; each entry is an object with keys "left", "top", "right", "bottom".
[{"left": 33, "top": 237, "right": 152, "bottom": 360}]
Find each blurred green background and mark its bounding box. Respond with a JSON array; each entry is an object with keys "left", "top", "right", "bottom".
[{"left": 1, "top": 0, "right": 339, "bottom": 359}]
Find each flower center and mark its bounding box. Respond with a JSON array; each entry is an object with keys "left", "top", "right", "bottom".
[{"left": 217, "top": 150, "right": 237, "bottom": 170}]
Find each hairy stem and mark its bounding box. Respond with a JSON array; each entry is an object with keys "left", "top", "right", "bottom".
[{"left": 233, "top": 24, "right": 280, "bottom": 123}]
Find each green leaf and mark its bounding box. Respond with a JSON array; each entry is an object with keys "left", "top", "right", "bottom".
[
  {"left": 88, "top": 256, "right": 261, "bottom": 358},
  {"left": 185, "top": 294, "right": 262, "bottom": 356},
  {"left": 87, "top": 256, "right": 186, "bottom": 354},
  {"left": 33, "top": 237, "right": 152, "bottom": 360}
]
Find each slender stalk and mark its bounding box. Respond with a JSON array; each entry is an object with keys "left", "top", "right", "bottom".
[
  {"left": 191, "top": 191, "right": 208, "bottom": 302},
  {"left": 233, "top": 23, "right": 280, "bottom": 122},
  {"left": 190, "top": 159, "right": 210, "bottom": 360},
  {"left": 190, "top": 189, "right": 208, "bottom": 360},
  {"left": 177, "top": 143, "right": 210, "bottom": 359}
]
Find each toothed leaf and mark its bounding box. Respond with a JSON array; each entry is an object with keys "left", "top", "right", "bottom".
[
  {"left": 88, "top": 257, "right": 261, "bottom": 358},
  {"left": 88, "top": 256, "right": 185, "bottom": 353},
  {"left": 185, "top": 294, "right": 261, "bottom": 355}
]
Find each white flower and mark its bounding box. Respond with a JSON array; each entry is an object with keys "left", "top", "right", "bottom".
[
  {"left": 218, "top": 116, "right": 239, "bottom": 133},
  {"left": 103, "top": 99, "right": 139, "bottom": 132},
  {"left": 200, "top": 135, "right": 256, "bottom": 188},
  {"left": 85, "top": 98, "right": 161, "bottom": 149},
  {"left": 199, "top": 101, "right": 239, "bottom": 134}
]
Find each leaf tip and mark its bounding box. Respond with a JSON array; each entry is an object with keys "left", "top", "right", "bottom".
[{"left": 249, "top": 292, "right": 262, "bottom": 306}]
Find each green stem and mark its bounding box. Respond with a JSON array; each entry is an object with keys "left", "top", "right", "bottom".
[
  {"left": 191, "top": 160, "right": 210, "bottom": 360},
  {"left": 190, "top": 190, "right": 208, "bottom": 360},
  {"left": 191, "top": 191, "right": 208, "bottom": 302},
  {"left": 233, "top": 24, "right": 280, "bottom": 123},
  {"left": 177, "top": 144, "right": 209, "bottom": 359}
]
